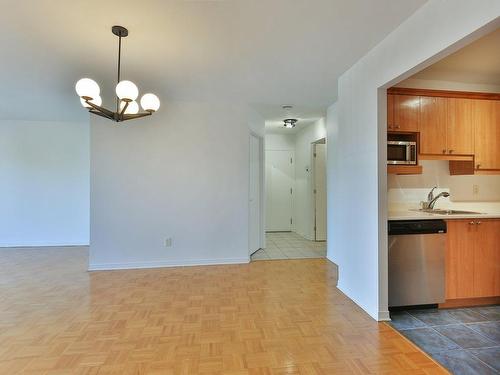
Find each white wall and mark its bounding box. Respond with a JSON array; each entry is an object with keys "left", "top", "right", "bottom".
[
  {"left": 389, "top": 160, "right": 500, "bottom": 203},
  {"left": 294, "top": 119, "right": 326, "bottom": 240},
  {"left": 0, "top": 120, "right": 89, "bottom": 247},
  {"left": 265, "top": 134, "right": 295, "bottom": 151},
  {"left": 89, "top": 101, "right": 264, "bottom": 270},
  {"left": 327, "top": 0, "right": 500, "bottom": 320}
]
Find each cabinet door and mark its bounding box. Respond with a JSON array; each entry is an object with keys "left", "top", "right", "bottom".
[
  {"left": 393, "top": 95, "right": 419, "bottom": 131},
  {"left": 474, "top": 100, "right": 500, "bottom": 170},
  {"left": 447, "top": 98, "right": 474, "bottom": 155},
  {"left": 445, "top": 220, "right": 475, "bottom": 299},
  {"left": 387, "top": 94, "right": 395, "bottom": 131},
  {"left": 419, "top": 96, "right": 447, "bottom": 155},
  {"left": 473, "top": 220, "right": 500, "bottom": 297}
]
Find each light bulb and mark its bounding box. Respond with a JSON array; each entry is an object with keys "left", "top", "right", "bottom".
[
  {"left": 140, "top": 93, "right": 160, "bottom": 112},
  {"left": 80, "top": 96, "right": 102, "bottom": 108},
  {"left": 120, "top": 100, "right": 139, "bottom": 114},
  {"left": 75, "top": 78, "right": 100, "bottom": 99},
  {"left": 115, "top": 80, "right": 138, "bottom": 101}
]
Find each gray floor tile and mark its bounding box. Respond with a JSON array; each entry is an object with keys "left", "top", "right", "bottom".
[
  {"left": 434, "top": 324, "right": 497, "bottom": 349},
  {"left": 447, "top": 308, "right": 492, "bottom": 323},
  {"left": 433, "top": 349, "right": 497, "bottom": 375},
  {"left": 408, "top": 308, "right": 460, "bottom": 326},
  {"left": 468, "top": 322, "right": 500, "bottom": 344},
  {"left": 468, "top": 347, "right": 500, "bottom": 372},
  {"left": 400, "top": 327, "right": 460, "bottom": 353},
  {"left": 472, "top": 306, "right": 500, "bottom": 321},
  {"left": 389, "top": 312, "right": 427, "bottom": 330}
]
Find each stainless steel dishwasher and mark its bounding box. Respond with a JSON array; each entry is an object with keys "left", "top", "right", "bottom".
[{"left": 388, "top": 220, "right": 447, "bottom": 307}]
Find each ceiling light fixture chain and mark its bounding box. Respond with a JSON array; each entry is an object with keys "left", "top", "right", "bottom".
[{"left": 75, "top": 25, "right": 160, "bottom": 122}]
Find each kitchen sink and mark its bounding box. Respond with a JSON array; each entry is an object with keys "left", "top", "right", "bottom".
[{"left": 417, "top": 209, "right": 483, "bottom": 215}]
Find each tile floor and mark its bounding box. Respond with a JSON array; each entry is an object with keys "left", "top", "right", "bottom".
[
  {"left": 390, "top": 305, "right": 500, "bottom": 374},
  {"left": 251, "top": 231, "right": 326, "bottom": 260}
]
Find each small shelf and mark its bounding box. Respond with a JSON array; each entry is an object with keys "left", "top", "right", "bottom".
[{"left": 388, "top": 165, "right": 423, "bottom": 175}]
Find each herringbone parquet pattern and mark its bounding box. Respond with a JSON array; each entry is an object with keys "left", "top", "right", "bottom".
[{"left": 0, "top": 247, "right": 446, "bottom": 374}]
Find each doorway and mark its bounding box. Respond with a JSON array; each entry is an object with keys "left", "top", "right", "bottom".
[
  {"left": 313, "top": 139, "right": 327, "bottom": 241},
  {"left": 265, "top": 150, "right": 294, "bottom": 231},
  {"left": 249, "top": 133, "right": 264, "bottom": 256}
]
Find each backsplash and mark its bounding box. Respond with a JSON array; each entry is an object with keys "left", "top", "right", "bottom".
[{"left": 388, "top": 160, "right": 500, "bottom": 202}]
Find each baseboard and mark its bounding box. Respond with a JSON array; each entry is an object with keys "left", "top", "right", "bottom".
[
  {"left": 0, "top": 242, "right": 89, "bottom": 248},
  {"left": 439, "top": 296, "right": 500, "bottom": 308},
  {"left": 378, "top": 310, "right": 391, "bottom": 321},
  {"left": 88, "top": 257, "right": 250, "bottom": 271}
]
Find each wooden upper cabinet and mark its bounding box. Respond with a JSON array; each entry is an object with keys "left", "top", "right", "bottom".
[
  {"left": 387, "top": 94, "right": 395, "bottom": 130},
  {"left": 447, "top": 98, "right": 474, "bottom": 155},
  {"left": 393, "top": 95, "right": 420, "bottom": 131},
  {"left": 474, "top": 220, "right": 500, "bottom": 297},
  {"left": 419, "top": 96, "right": 447, "bottom": 155},
  {"left": 474, "top": 100, "right": 500, "bottom": 170},
  {"left": 446, "top": 220, "right": 475, "bottom": 299}
]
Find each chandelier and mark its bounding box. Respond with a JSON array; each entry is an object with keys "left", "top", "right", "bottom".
[{"left": 75, "top": 26, "right": 160, "bottom": 122}]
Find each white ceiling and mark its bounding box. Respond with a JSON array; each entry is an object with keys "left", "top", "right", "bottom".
[
  {"left": 410, "top": 27, "right": 500, "bottom": 84},
  {"left": 0, "top": 0, "right": 426, "bottom": 122}
]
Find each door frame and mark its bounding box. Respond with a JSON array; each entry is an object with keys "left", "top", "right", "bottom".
[
  {"left": 249, "top": 132, "right": 265, "bottom": 255},
  {"left": 312, "top": 138, "right": 326, "bottom": 241}
]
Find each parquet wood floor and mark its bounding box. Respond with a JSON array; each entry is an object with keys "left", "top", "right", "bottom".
[{"left": 0, "top": 247, "right": 447, "bottom": 374}]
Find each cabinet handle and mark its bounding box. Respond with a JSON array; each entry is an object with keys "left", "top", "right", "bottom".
[
  {"left": 442, "top": 149, "right": 447, "bottom": 154},
  {"left": 469, "top": 221, "right": 475, "bottom": 225},
  {"left": 476, "top": 221, "right": 482, "bottom": 225},
  {"left": 477, "top": 163, "right": 481, "bottom": 169},
  {"left": 449, "top": 149, "right": 454, "bottom": 154},
  {"left": 396, "top": 125, "right": 401, "bottom": 129}
]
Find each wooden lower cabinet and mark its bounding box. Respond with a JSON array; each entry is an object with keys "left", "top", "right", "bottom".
[{"left": 445, "top": 219, "right": 500, "bottom": 301}]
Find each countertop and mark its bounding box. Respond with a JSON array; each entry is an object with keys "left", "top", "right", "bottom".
[{"left": 388, "top": 202, "right": 500, "bottom": 221}]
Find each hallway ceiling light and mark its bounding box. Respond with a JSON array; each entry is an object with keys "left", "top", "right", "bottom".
[
  {"left": 75, "top": 26, "right": 160, "bottom": 122},
  {"left": 283, "top": 118, "right": 298, "bottom": 128}
]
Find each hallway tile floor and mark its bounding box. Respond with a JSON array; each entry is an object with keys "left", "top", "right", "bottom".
[
  {"left": 390, "top": 306, "right": 500, "bottom": 374},
  {"left": 251, "top": 232, "right": 326, "bottom": 260}
]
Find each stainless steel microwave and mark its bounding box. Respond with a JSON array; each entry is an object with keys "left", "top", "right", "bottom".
[{"left": 388, "top": 141, "right": 417, "bottom": 165}]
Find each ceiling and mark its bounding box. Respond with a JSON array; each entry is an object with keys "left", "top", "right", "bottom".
[
  {"left": 0, "top": 0, "right": 426, "bottom": 122},
  {"left": 410, "top": 27, "right": 500, "bottom": 85}
]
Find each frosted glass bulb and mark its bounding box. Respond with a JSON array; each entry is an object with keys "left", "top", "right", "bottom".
[
  {"left": 75, "top": 78, "right": 100, "bottom": 99},
  {"left": 115, "top": 80, "right": 138, "bottom": 101},
  {"left": 120, "top": 100, "right": 139, "bottom": 114},
  {"left": 80, "top": 96, "right": 102, "bottom": 108},
  {"left": 140, "top": 93, "right": 160, "bottom": 112}
]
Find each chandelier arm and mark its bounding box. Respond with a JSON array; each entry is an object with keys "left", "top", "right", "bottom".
[
  {"left": 119, "top": 100, "right": 129, "bottom": 116},
  {"left": 116, "top": 33, "right": 122, "bottom": 114},
  {"left": 85, "top": 100, "right": 115, "bottom": 117},
  {"left": 121, "top": 112, "right": 152, "bottom": 121},
  {"left": 89, "top": 109, "right": 115, "bottom": 121}
]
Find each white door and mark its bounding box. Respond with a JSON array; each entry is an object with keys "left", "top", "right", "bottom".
[
  {"left": 265, "top": 150, "right": 293, "bottom": 231},
  {"left": 249, "top": 135, "right": 262, "bottom": 255},
  {"left": 314, "top": 143, "right": 327, "bottom": 241}
]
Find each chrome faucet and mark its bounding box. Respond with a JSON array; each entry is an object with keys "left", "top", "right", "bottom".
[{"left": 422, "top": 186, "right": 450, "bottom": 210}]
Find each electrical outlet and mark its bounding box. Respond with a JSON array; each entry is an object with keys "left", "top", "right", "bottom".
[
  {"left": 165, "top": 238, "right": 172, "bottom": 247},
  {"left": 473, "top": 185, "right": 479, "bottom": 195}
]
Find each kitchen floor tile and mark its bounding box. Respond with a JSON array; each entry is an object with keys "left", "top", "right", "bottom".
[
  {"left": 434, "top": 324, "right": 497, "bottom": 349},
  {"left": 468, "top": 347, "right": 500, "bottom": 372},
  {"left": 389, "top": 311, "right": 427, "bottom": 330},
  {"left": 447, "top": 308, "right": 492, "bottom": 323},
  {"left": 467, "top": 321, "right": 500, "bottom": 344},
  {"left": 400, "top": 327, "right": 460, "bottom": 353},
  {"left": 408, "top": 308, "right": 460, "bottom": 326},
  {"left": 433, "top": 349, "right": 497, "bottom": 375},
  {"left": 471, "top": 306, "right": 500, "bottom": 321}
]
